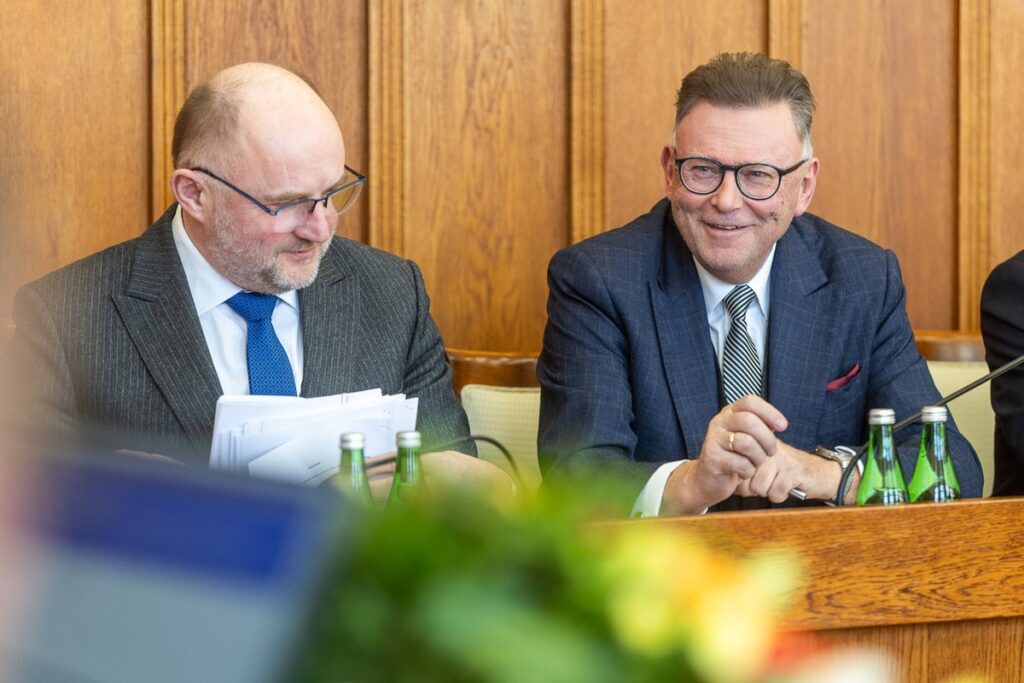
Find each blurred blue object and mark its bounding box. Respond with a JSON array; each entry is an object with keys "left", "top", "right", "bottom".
[{"left": 0, "top": 452, "right": 345, "bottom": 683}]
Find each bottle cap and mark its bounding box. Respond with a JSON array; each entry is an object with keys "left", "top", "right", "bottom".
[
  {"left": 868, "top": 408, "right": 896, "bottom": 425},
  {"left": 396, "top": 430, "right": 421, "bottom": 448},
  {"left": 920, "top": 405, "right": 948, "bottom": 423},
  {"left": 340, "top": 432, "right": 365, "bottom": 450}
]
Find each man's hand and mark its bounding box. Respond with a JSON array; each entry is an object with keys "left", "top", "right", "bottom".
[
  {"left": 661, "top": 395, "right": 788, "bottom": 515},
  {"left": 361, "top": 450, "right": 518, "bottom": 506},
  {"left": 733, "top": 441, "right": 846, "bottom": 503}
]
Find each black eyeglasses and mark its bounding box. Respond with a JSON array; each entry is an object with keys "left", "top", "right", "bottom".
[
  {"left": 674, "top": 156, "right": 807, "bottom": 201},
  {"left": 192, "top": 166, "right": 367, "bottom": 218}
]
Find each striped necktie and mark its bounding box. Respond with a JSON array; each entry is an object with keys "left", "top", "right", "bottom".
[{"left": 721, "top": 284, "right": 763, "bottom": 404}]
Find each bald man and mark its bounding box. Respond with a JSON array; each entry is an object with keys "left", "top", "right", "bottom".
[{"left": 0, "top": 63, "right": 474, "bottom": 464}]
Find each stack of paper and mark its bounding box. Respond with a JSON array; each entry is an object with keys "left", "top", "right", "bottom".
[{"left": 209, "top": 389, "right": 418, "bottom": 487}]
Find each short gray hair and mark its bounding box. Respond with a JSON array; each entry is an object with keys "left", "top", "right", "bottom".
[{"left": 674, "top": 52, "right": 815, "bottom": 151}]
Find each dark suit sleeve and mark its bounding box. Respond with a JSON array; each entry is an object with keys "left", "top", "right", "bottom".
[
  {"left": 865, "top": 251, "right": 983, "bottom": 497},
  {"left": 981, "top": 253, "right": 1024, "bottom": 495},
  {"left": 0, "top": 284, "right": 80, "bottom": 445},
  {"left": 537, "top": 247, "right": 660, "bottom": 513},
  {"left": 401, "top": 260, "right": 475, "bottom": 456}
]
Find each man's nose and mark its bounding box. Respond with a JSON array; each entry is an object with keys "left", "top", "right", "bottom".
[
  {"left": 710, "top": 171, "right": 745, "bottom": 212},
  {"left": 295, "top": 201, "right": 336, "bottom": 242}
]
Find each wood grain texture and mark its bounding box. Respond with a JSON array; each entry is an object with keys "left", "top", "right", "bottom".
[
  {"left": 800, "top": 0, "right": 958, "bottom": 330},
  {"left": 402, "top": 1, "right": 568, "bottom": 352},
  {"left": 958, "top": 0, "right": 991, "bottom": 332},
  {"left": 569, "top": 0, "right": 605, "bottom": 244},
  {"left": 602, "top": 0, "right": 766, "bottom": 232},
  {"left": 768, "top": 0, "right": 803, "bottom": 68},
  {"left": 988, "top": 0, "right": 1024, "bottom": 284},
  {"left": 914, "top": 330, "right": 985, "bottom": 362},
  {"left": 608, "top": 498, "right": 1024, "bottom": 631},
  {"left": 447, "top": 348, "right": 538, "bottom": 395},
  {"left": 368, "top": 0, "right": 405, "bottom": 254},
  {"left": 151, "top": 0, "right": 186, "bottom": 219},
  {"left": 822, "top": 618, "right": 1024, "bottom": 683},
  {"left": 600, "top": 498, "right": 1024, "bottom": 681},
  {"left": 182, "top": 0, "right": 368, "bottom": 243},
  {"left": 0, "top": 1, "right": 151, "bottom": 320}
]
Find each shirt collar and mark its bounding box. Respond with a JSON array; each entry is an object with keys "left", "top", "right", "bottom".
[
  {"left": 693, "top": 243, "right": 776, "bottom": 319},
  {"left": 171, "top": 205, "right": 299, "bottom": 315}
]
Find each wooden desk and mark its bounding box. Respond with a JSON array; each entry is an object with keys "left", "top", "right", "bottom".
[{"left": 603, "top": 499, "right": 1024, "bottom": 682}]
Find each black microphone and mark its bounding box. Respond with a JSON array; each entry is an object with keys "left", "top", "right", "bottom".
[{"left": 826, "top": 350, "right": 1024, "bottom": 505}]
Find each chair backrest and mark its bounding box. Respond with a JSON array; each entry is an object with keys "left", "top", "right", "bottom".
[
  {"left": 460, "top": 384, "right": 542, "bottom": 492},
  {"left": 446, "top": 348, "right": 539, "bottom": 397},
  {"left": 446, "top": 349, "right": 541, "bottom": 492},
  {"left": 916, "top": 331, "right": 993, "bottom": 497},
  {"left": 915, "top": 330, "right": 986, "bottom": 362}
]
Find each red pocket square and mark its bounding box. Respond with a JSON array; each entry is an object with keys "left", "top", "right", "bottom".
[{"left": 826, "top": 363, "right": 861, "bottom": 392}]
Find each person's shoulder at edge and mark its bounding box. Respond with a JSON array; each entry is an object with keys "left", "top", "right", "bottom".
[
  {"left": 550, "top": 199, "right": 671, "bottom": 275},
  {"left": 983, "top": 249, "right": 1024, "bottom": 295},
  {"left": 787, "top": 211, "right": 899, "bottom": 281}
]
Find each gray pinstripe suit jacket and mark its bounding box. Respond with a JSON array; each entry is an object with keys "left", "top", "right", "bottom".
[
  {"left": 1, "top": 205, "right": 472, "bottom": 464},
  {"left": 538, "top": 200, "right": 982, "bottom": 513}
]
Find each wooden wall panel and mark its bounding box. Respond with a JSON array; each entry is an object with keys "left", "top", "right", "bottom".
[
  {"left": 800, "top": 0, "right": 958, "bottom": 330},
  {"left": 180, "top": 0, "right": 369, "bottom": 243},
  {"left": 0, "top": 2, "right": 151, "bottom": 322},
  {"left": 5, "top": 0, "right": 1024, "bottom": 352},
  {"left": 603, "top": 0, "right": 767, "bottom": 233},
  {"left": 988, "top": 0, "right": 1024, "bottom": 286},
  {"left": 401, "top": 0, "right": 568, "bottom": 352}
]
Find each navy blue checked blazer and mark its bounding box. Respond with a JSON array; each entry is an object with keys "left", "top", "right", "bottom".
[{"left": 538, "top": 200, "right": 982, "bottom": 513}]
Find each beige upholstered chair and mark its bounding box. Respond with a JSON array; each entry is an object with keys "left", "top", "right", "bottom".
[
  {"left": 447, "top": 349, "right": 541, "bottom": 493},
  {"left": 460, "top": 385, "right": 542, "bottom": 492},
  {"left": 916, "top": 332, "right": 994, "bottom": 497}
]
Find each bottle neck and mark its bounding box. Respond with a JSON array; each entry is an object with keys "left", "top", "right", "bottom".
[
  {"left": 869, "top": 423, "right": 896, "bottom": 461},
  {"left": 341, "top": 448, "right": 366, "bottom": 466},
  {"left": 922, "top": 421, "right": 948, "bottom": 462}
]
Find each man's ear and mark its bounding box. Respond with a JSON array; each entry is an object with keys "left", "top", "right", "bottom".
[
  {"left": 660, "top": 145, "right": 676, "bottom": 195},
  {"left": 792, "top": 157, "right": 819, "bottom": 217},
  {"left": 170, "top": 169, "right": 208, "bottom": 223}
]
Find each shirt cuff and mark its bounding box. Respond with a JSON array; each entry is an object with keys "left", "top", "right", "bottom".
[{"left": 631, "top": 460, "right": 698, "bottom": 518}]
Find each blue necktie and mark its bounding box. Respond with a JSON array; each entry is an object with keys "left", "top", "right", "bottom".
[{"left": 226, "top": 292, "right": 297, "bottom": 396}]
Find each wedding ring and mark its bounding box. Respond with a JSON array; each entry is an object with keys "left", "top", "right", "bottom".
[{"left": 728, "top": 431, "right": 735, "bottom": 451}]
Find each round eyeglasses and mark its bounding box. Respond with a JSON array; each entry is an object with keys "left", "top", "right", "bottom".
[
  {"left": 674, "top": 156, "right": 807, "bottom": 201},
  {"left": 192, "top": 166, "right": 367, "bottom": 221}
]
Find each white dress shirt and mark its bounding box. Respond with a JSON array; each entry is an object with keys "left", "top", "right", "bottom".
[
  {"left": 632, "top": 245, "right": 777, "bottom": 517},
  {"left": 171, "top": 206, "right": 303, "bottom": 395}
]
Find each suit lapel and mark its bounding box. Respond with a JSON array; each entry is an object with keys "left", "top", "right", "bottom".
[
  {"left": 650, "top": 222, "right": 721, "bottom": 459},
  {"left": 765, "top": 225, "right": 836, "bottom": 447},
  {"left": 111, "top": 207, "right": 223, "bottom": 455},
  {"left": 298, "top": 241, "right": 358, "bottom": 397}
]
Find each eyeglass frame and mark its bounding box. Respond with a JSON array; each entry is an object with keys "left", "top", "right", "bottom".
[
  {"left": 673, "top": 155, "right": 808, "bottom": 201},
  {"left": 190, "top": 165, "right": 367, "bottom": 216}
]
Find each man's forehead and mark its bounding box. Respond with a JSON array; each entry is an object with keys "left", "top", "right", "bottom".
[{"left": 674, "top": 102, "right": 803, "bottom": 160}]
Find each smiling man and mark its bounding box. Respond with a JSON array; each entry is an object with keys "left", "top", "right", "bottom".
[
  {"left": 1, "top": 63, "right": 472, "bottom": 464},
  {"left": 537, "top": 52, "right": 982, "bottom": 515}
]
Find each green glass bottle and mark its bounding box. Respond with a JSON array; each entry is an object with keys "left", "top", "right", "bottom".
[
  {"left": 908, "top": 405, "right": 961, "bottom": 503},
  {"left": 856, "top": 408, "right": 909, "bottom": 506},
  {"left": 387, "top": 430, "right": 425, "bottom": 506},
  {"left": 337, "top": 432, "right": 374, "bottom": 506}
]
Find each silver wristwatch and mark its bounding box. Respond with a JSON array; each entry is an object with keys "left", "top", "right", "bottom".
[{"left": 813, "top": 445, "right": 860, "bottom": 470}]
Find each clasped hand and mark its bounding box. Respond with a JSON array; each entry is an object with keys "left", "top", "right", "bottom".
[{"left": 663, "top": 396, "right": 840, "bottom": 514}]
